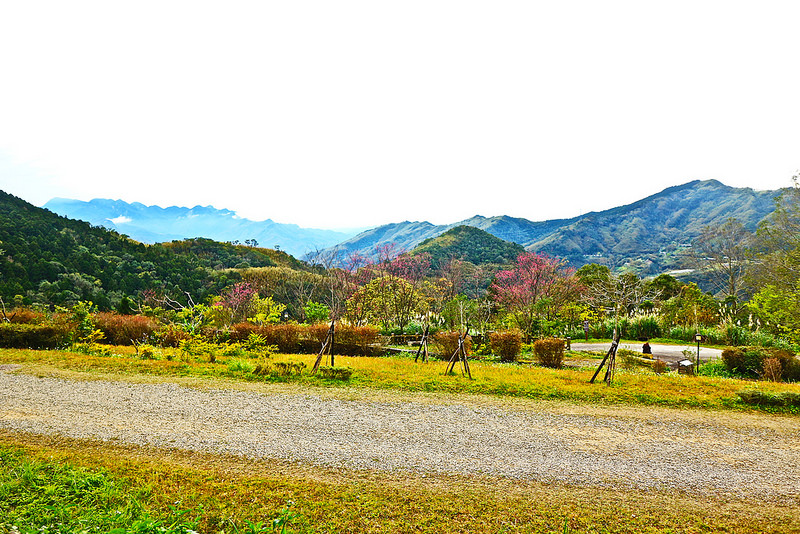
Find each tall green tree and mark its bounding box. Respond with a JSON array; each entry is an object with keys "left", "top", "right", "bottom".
[{"left": 746, "top": 175, "right": 800, "bottom": 341}]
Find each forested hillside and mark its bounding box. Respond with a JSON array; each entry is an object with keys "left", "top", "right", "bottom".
[
  {"left": 0, "top": 191, "right": 304, "bottom": 309},
  {"left": 529, "top": 180, "right": 779, "bottom": 269},
  {"left": 412, "top": 225, "right": 524, "bottom": 268}
]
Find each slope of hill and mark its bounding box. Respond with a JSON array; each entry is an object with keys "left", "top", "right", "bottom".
[
  {"left": 318, "top": 220, "right": 444, "bottom": 260},
  {"left": 412, "top": 225, "right": 525, "bottom": 268},
  {"left": 315, "top": 180, "right": 780, "bottom": 273},
  {"left": 43, "top": 197, "right": 358, "bottom": 259},
  {"left": 529, "top": 180, "right": 778, "bottom": 266},
  {"left": 0, "top": 191, "right": 304, "bottom": 308}
]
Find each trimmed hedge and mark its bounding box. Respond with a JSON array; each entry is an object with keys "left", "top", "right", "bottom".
[
  {"left": 0, "top": 323, "right": 71, "bottom": 349},
  {"left": 490, "top": 330, "right": 522, "bottom": 362},
  {"left": 533, "top": 337, "right": 565, "bottom": 368},
  {"left": 229, "top": 323, "right": 383, "bottom": 356},
  {"left": 94, "top": 313, "right": 160, "bottom": 345}
]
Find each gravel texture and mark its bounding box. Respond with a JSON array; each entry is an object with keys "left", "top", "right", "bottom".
[{"left": 1, "top": 369, "right": 798, "bottom": 500}]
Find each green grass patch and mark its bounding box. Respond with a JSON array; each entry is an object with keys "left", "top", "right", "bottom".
[
  {"left": 0, "top": 444, "right": 208, "bottom": 533},
  {"left": 1, "top": 432, "right": 798, "bottom": 533}
]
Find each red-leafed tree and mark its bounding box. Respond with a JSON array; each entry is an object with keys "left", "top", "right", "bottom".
[{"left": 490, "top": 252, "right": 580, "bottom": 338}]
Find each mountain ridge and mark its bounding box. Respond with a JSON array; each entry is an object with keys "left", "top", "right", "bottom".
[
  {"left": 43, "top": 197, "right": 358, "bottom": 259},
  {"left": 316, "top": 180, "right": 781, "bottom": 274}
]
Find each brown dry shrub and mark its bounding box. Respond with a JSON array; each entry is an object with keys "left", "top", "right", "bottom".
[
  {"left": 229, "top": 322, "right": 260, "bottom": 342},
  {"left": 334, "top": 324, "right": 382, "bottom": 356},
  {"left": 433, "top": 331, "right": 472, "bottom": 360},
  {"left": 307, "top": 323, "right": 331, "bottom": 345},
  {"left": 490, "top": 330, "right": 523, "bottom": 362},
  {"left": 262, "top": 323, "right": 301, "bottom": 353},
  {"left": 94, "top": 312, "right": 159, "bottom": 345},
  {"left": 231, "top": 323, "right": 301, "bottom": 353},
  {"left": 8, "top": 309, "right": 44, "bottom": 324},
  {"left": 533, "top": 337, "right": 565, "bottom": 368}
]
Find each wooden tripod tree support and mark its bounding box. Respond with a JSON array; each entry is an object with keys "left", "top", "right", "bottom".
[
  {"left": 312, "top": 320, "right": 336, "bottom": 373},
  {"left": 590, "top": 331, "right": 620, "bottom": 385},
  {"left": 414, "top": 324, "right": 430, "bottom": 363},
  {"left": 444, "top": 326, "right": 472, "bottom": 379}
]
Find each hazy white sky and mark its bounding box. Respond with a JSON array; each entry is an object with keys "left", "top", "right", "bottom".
[{"left": 1, "top": 1, "right": 798, "bottom": 230}]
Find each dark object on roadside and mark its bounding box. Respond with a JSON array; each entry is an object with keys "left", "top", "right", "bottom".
[{"left": 642, "top": 342, "right": 652, "bottom": 355}]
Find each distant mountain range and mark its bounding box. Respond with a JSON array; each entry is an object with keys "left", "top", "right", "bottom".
[
  {"left": 320, "top": 180, "right": 781, "bottom": 274},
  {"left": 43, "top": 198, "right": 359, "bottom": 259},
  {"left": 44, "top": 180, "right": 782, "bottom": 275}
]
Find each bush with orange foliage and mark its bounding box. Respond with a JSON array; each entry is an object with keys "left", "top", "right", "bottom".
[
  {"left": 94, "top": 313, "right": 160, "bottom": 345},
  {"left": 489, "top": 330, "right": 523, "bottom": 362}
]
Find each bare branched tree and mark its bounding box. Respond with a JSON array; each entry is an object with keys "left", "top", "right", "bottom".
[
  {"left": 583, "top": 271, "right": 660, "bottom": 322},
  {"left": 689, "top": 218, "right": 753, "bottom": 303}
]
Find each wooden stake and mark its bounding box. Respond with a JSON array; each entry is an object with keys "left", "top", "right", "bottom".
[
  {"left": 415, "top": 324, "right": 430, "bottom": 363},
  {"left": 590, "top": 333, "right": 620, "bottom": 384},
  {"left": 444, "top": 326, "right": 471, "bottom": 379},
  {"left": 312, "top": 320, "right": 335, "bottom": 373}
]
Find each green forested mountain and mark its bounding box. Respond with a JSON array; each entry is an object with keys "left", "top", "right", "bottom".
[
  {"left": 528, "top": 180, "right": 778, "bottom": 269},
  {"left": 0, "top": 190, "right": 301, "bottom": 309},
  {"left": 319, "top": 180, "right": 780, "bottom": 273},
  {"left": 412, "top": 225, "right": 524, "bottom": 268}
]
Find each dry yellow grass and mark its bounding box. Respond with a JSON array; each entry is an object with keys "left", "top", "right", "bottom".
[{"left": 2, "top": 430, "right": 799, "bottom": 533}]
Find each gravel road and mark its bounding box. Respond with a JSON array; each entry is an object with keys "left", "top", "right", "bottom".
[{"left": 1, "top": 368, "right": 798, "bottom": 501}]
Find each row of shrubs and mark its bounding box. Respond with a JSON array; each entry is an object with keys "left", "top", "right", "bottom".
[
  {"left": 0, "top": 312, "right": 385, "bottom": 357},
  {"left": 721, "top": 346, "right": 800, "bottom": 382},
  {"left": 432, "top": 329, "right": 565, "bottom": 368},
  {"left": 0, "top": 318, "right": 564, "bottom": 368},
  {"left": 0, "top": 323, "right": 73, "bottom": 349}
]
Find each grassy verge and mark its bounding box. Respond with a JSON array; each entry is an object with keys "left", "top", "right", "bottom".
[
  {"left": 1, "top": 431, "right": 798, "bottom": 533},
  {"left": 2, "top": 348, "right": 799, "bottom": 414}
]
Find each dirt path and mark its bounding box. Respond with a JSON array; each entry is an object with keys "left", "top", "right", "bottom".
[
  {"left": 570, "top": 342, "right": 723, "bottom": 367},
  {"left": 1, "top": 368, "right": 798, "bottom": 501}
]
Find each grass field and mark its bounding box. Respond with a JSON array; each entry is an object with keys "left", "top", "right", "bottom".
[
  {"left": 2, "top": 346, "right": 799, "bottom": 413},
  {"left": 2, "top": 347, "right": 800, "bottom": 533}
]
